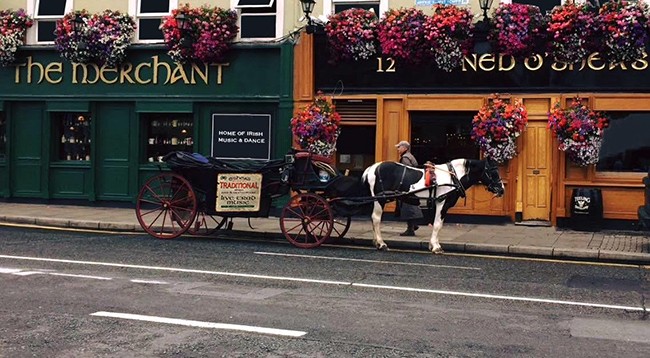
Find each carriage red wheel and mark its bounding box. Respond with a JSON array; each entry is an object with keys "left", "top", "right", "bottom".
[
  {"left": 280, "top": 193, "right": 333, "bottom": 248},
  {"left": 331, "top": 216, "right": 351, "bottom": 240},
  {"left": 135, "top": 172, "right": 197, "bottom": 239},
  {"left": 188, "top": 212, "right": 227, "bottom": 236}
]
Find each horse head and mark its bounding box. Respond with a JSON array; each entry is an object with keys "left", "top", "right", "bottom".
[{"left": 479, "top": 159, "right": 505, "bottom": 197}]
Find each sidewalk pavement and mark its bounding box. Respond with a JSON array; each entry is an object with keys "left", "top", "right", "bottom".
[{"left": 0, "top": 202, "right": 649, "bottom": 264}]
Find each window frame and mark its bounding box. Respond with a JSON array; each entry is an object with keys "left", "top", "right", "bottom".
[
  {"left": 128, "top": 0, "right": 179, "bottom": 43},
  {"left": 593, "top": 110, "right": 650, "bottom": 178},
  {"left": 324, "top": 0, "right": 387, "bottom": 17},
  {"left": 233, "top": 0, "right": 283, "bottom": 41},
  {"left": 27, "top": 0, "right": 74, "bottom": 44}
]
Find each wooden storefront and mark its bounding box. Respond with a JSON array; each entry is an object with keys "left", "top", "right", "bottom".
[{"left": 294, "top": 33, "right": 648, "bottom": 225}]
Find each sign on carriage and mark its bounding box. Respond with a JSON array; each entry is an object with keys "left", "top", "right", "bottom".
[
  {"left": 211, "top": 114, "right": 271, "bottom": 160},
  {"left": 216, "top": 173, "right": 263, "bottom": 212}
]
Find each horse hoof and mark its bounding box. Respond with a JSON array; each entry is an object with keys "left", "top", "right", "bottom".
[
  {"left": 377, "top": 243, "right": 388, "bottom": 251},
  {"left": 431, "top": 247, "right": 444, "bottom": 254}
]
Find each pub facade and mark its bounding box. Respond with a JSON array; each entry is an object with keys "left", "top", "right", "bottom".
[{"left": 294, "top": 29, "right": 649, "bottom": 226}]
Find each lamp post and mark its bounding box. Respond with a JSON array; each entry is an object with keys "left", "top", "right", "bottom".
[
  {"left": 474, "top": 0, "right": 494, "bottom": 55},
  {"left": 478, "top": 0, "right": 494, "bottom": 23},
  {"left": 71, "top": 13, "right": 87, "bottom": 50},
  {"left": 299, "top": 0, "right": 322, "bottom": 34},
  {"left": 175, "top": 13, "right": 193, "bottom": 48}
]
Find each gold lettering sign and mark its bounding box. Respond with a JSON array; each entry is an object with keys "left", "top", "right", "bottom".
[
  {"left": 376, "top": 51, "right": 649, "bottom": 73},
  {"left": 13, "top": 56, "right": 230, "bottom": 85}
]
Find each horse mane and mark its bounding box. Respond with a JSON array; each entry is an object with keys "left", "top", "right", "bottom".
[{"left": 458, "top": 159, "right": 486, "bottom": 190}]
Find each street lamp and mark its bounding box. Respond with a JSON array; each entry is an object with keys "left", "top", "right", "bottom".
[
  {"left": 299, "top": 0, "right": 322, "bottom": 34},
  {"left": 71, "top": 13, "right": 87, "bottom": 50},
  {"left": 175, "top": 13, "right": 193, "bottom": 48},
  {"left": 474, "top": 0, "right": 494, "bottom": 55},
  {"left": 478, "top": 0, "right": 494, "bottom": 23}
]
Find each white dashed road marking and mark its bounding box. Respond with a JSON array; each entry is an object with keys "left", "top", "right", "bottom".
[{"left": 90, "top": 311, "right": 307, "bottom": 337}]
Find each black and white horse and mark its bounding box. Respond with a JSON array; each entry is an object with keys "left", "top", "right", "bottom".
[{"left": 361, "top": 159, "right": 505, "bottom": 254}]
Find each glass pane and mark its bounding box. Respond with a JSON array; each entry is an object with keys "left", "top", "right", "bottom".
[
  {"left": 237, "top": 0, "right": 274, "bottom": 6},
  {"left": 144, "top": 114, "right": 194, "bottom": 163},
  {"left": 56, "top": 113, "right": 92, "bottom": 161},
  {"left": 596, "top": 112, "right": 650, "bottom": 173},
  {"left": 0, "top": 113, "right": 6, "bottom": 159},
  {"left": 410, "top": 111, "right": 480, "bottom": 165},
  {"left": 334, "top": 4, "right": 380, "bottom": 14},
  {"left": 140, "top": 0, "right": 170, "bottom": 13},
  {"left": 241, "top": 15, "right": 276, "bottom": 38},
  {"left": 336, "top": 126, "right": 375, "bottom": 177},
  {"left": 37, "top": 0, "right": 67, "bottom": 16},
  {"left": 37, "top": 21, "right": 57, "bottom": 42},
  {"left": 138, "top": 18, "right": 164, "bottom": 40}
]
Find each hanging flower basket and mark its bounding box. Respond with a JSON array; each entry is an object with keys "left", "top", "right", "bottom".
[
  {"left": 548, "top": 98, "right": 610, "bottom": 167},
  {"left": 161, "top": 4, "right": 238, "bottom": 64},
  {"left": 422, "top": 4, "right": 474, "bottom": 72},
  {"left": 471, "top": 95, "right": 528, "bottom": 164},
  {"left": 54, "top": 10, "right": 136, "bottom": 66},
  {"left": 597, "top": 0, "right": 649, "bottom": 63},
  {"left": 0, "top": 8, "right": 33, "bottom": 67},
  {"left": 377, "top": 7, "right": 429, "bottom": 64},
  {"left": 325, "top": 8, "right": 378, "bottom": 64},
  {"left": 489, "top": 3, "right": 547, "bottom": 59},
  {"left": 290, "top": 91, "right": 341, "bottom": 157},
  {"left": 547, "top": 1, "right": 601, "bottom": 63}
]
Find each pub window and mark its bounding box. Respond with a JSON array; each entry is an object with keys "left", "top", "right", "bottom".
[
  {"left": 332, "top": 0, "right": 380, "bottom": 14},
  {"left": 596, "top": 112, "right": 650, "bottom": 173},
  {"left": 333, "top": 99, "right": 377, "bottom": 177},
  {"left": 143, "top": 113, "right": 194, "bottom": 163},
  {"left": 33, "top": 0, "right": 72, "bottom": 43},
  {"left": 410, "top": 112, "right": 480, "bottom": 165},
  {"left": 133, "top": 0, "right": 178, "bottom": 41},
  {"left": 236, "top": 0, "right": 277, "bottom": 40},
  {"left": 0, "top": 113, "right": 6, "bottom": 159},
  {"left": 55, "top": 112, "right": 91, "bottom": 161}
]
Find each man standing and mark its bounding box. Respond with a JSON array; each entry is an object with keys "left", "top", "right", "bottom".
[{"left": 395, "top": 141, "right": 423, "bottom": 236}]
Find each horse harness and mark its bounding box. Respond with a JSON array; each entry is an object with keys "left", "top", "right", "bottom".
[{"left": 375, "top": 162, "right": 467, "bottom": 205}]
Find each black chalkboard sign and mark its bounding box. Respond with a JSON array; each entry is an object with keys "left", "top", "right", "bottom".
[{"left": 211, "top": 114, "right": 271, "bottom": 160}]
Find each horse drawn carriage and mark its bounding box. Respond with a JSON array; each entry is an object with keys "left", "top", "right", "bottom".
[
  {"left": 135, "top": 150, "right": 505, "bottom": 253},
  {"left": 135, "top": 150, "right": 372, "bottom": 248}
]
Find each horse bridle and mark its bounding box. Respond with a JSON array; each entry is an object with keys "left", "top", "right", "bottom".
[{"left": 482, "top": 161, "right": 503, "bottom": 194}]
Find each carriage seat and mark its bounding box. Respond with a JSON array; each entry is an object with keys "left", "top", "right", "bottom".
[{"left": 292, "top": 151, "right": 338, "bottom": 187}]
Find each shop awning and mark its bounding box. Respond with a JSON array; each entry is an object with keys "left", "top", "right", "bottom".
[
  {"left": 46, "top": 101, "right": 90, "bottom": 112},
  {"left": 135, "top": 101, "right": 193, "bottom": 113}
]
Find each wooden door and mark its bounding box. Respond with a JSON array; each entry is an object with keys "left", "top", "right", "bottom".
[{"left": 522, "top": 121, "right": 552, "bottom": 221}]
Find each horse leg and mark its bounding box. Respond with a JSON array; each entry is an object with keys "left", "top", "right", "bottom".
[
  {"left": 371, "top": 202, "right": 388, "bottom": 250},
  {"left": 428, "top": 201, "right": 445, "bottom": 254}
]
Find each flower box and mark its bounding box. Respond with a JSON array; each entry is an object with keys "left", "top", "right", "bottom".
[
  {"left": 471, "top": 95, "right": 528, "bottom": 164},
  {"left": 0, "top": 8, "right": 33, "bottom": 67},
  {"left": 548, "top": 98, "right": 610, "bottom": 167}
]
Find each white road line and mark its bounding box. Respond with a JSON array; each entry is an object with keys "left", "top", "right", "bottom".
[
  {"left": 48, "top": 273, "right": 113, "bottom": 280},
  {"left": 0, "top": 268, "right": 22, "bottom": 273},
  {"left": 352, "top": 283, "right": 647, "bottom": 312},
  {"left": 90, "top": 311, "right": 307, "bottom": 337},
  {"left": 0, "top": 254, "right": 351, "bottom": 286},
  {"left": 254, "top": 251, "right": 481, "bottom": 270},
  {"left": 1, "top": 254, "right": 645, "bottom": 313},
  {"left": 130, "top": 279, "right": 168, "bottom": 285}
]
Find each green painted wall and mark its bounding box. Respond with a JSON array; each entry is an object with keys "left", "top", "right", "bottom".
[{"left": 0, "top": 44, "right": 294, "bottom": 202}]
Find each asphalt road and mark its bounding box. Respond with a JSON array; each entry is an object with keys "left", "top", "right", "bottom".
[{"left": 0, "top": 226, "right": 649, "bottom": 357}]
